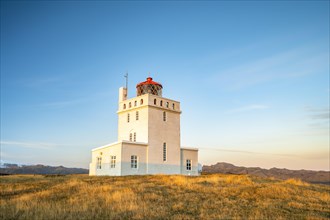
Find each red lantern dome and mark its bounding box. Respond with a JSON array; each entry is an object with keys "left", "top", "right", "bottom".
[{"left": 136, "top": 77, "right": 163, "bottom": 96}]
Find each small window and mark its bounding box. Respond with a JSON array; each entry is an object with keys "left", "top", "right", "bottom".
[
  {"left": 123, "top": 104, "right": 126, "bottom": 109},
  {"left": 140, "top": 99, "right": 143, "bottom": 105},
  {"left": 136, "top": 111, "right": 139, "bottom": 120},
  {"left": 134, "top": 101, "right": 137, "bottom": 106},
  {"left": 163, "top": 111, "right": 166, "bottom": 121},
  {"left": 97, "top": 157, "right": 102, "bottom": 169},
  {"left": 127, "top": 113, "right": 130, "bottom": 122},
  {"left": 163, "top": 143, "right": 167, "bottom": 162},
  {"left": 129, "top": 133, "right": 132, "bottom": 141},
  {"left": 154, "top": 99, "right": 157, "bottom": 105},
  {"left": 186, "top": 159, "right": 191, "bottom": 171},
  {"left": 166, "top": 102, "right": 169, "bottom": 108},
  {"left": 172, "top": 103, "right": 175, "bottom": 110},
  {"left": 110, "top": 156, "right": 116, "bottom": 168},
  {"left": 131, "top": 155, "right": 138, "bottom": 168},
  {"left": 160, "top": 100, "right": 163, "bottom": 106},
  {"left": 134, "top": 132, "right": 136, "bottom": 142},
  {"left": 129, "top": 102, "right": 132, "bottom": 108}
]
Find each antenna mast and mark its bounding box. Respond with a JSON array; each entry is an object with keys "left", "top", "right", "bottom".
[{"left": 124, "top": 72, "right": 128, "bottom": 89}]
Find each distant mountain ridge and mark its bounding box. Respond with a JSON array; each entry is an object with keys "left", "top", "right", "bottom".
[
  {"left": 2, "top": 162, "right": 329, "bottom": 184},
  {"left": 0, "top": 164, "right": 88, "bottom": 175},
  {"left": 202, "top": 162, "right": 330, "bottom": 184}
]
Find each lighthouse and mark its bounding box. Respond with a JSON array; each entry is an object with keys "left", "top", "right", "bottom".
[{"left": 89, "top": 76, "right": 198, "bottom": 176}]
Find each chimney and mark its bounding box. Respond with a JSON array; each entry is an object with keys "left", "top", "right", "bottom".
[{"left": 118, "top": 87, "right": 127, "bottom": 102}]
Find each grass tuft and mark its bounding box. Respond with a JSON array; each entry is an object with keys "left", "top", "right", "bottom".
[{"left": 284, "top": 178, "right": 310, "bottom": 186}]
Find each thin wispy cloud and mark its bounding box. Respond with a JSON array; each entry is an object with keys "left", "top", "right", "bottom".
[
  {"left": 0, "top": 153, "right": 34, "bottom": 161},
  {"left": 227, "top": 104, "right": 269, "bottom": 113},
  {"left": 299, "top": 152, "right": 330, "bottom": 160},
  {"left": 199, "top": 147, "right": 329, "bottom": 160},
  {"left": 304, "top": 106, "right": 329, "bottom": 134},
  {"left": 41, "top": 99, "right": 86, "bottom": 108},
  {"left": 305, "top": 107, "right": 330, "bottom": 120},
  {"left": 21, "top": 77, "right": 62, "bottom": 87},
  {"left": 210, "top": 47, "right": 328, "bottom": 90},
  {"left": 311, "top": 113, "right": 330, "bottom": 120},
  {"left": 0, "top": 141, "right": 76, "bottom": 150},
  {"left": 199, "top": 147, "right": 297, "bottom": 157},
  {"left": 0, "top": 141, "right": 106, "bottom": 149},
  {"left": 39, "top": 90, "right": 113, "bottom": 109}
]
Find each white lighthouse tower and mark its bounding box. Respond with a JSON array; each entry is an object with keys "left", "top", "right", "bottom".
[{"left": 89, "top": 76, "right": 198, "bottom": 176}]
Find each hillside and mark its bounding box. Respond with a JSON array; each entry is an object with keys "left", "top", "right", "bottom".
[
  {"left": 203, "top": 162, "right": 330, "bottom": 184},
  {"left": 1, "top": 174, "right": 329, "bottom": 219},
  {"left": 0, "top": 164, "right": 88, "bottom": 175}
]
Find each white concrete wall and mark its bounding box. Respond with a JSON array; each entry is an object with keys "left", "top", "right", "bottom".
[
  {"left": 121, "top": 142, "right": 147, "bottom": 175},
  {"left": 117, "top": 95, "right": 149, "bottom": 143},
  {"left": 89, "top": 163, "right": 96, "bottom": 175},
  {"left": 89, "top": 142, "right": 122, "bottom": 176},
  {"left": 147, "top": 94, "right": 182, "bottom": 174},
  {"left": 180, "top": 148, "right": 199, "bottom": 176}
]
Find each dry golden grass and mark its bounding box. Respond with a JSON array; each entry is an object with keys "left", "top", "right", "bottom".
[
  {"left": 284, "top": 178, "right": 310, "bottom": 186},
  {"left": 1, "top": 174, "right": 329, "bottom": 219}
]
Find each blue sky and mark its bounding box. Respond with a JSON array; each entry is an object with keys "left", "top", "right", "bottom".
[{"left": 1, "top": 1, "right": 329, "bottom": 170}]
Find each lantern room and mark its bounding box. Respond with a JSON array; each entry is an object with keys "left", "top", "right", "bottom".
[{"left": 136, "top": 77, "right": 163, "bottom": 96}]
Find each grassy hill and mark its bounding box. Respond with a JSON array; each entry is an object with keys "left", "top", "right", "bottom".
[
  {"left": 0, "top": 164, "right": 88, "bottom": 175},
  {"left": 1, "top": 174, "right": 329, "bottom": 219},
  {"left": 203, "top": 162, "right": 330, "bottom": 185}
]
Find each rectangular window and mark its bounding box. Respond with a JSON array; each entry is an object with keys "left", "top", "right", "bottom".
[
  {"left": 134, "top": 132, "right": 136, "bottom": 142},
  {"left": 131, "top": 155, "right": 138, "bottom": 169},
  {"left": 129, "top": 133, "right": 132, "bottom": 141},
  {"left": 186, "top": 159, "right": 191, "bottom": 171},
  {"left": 127, "top": 113, "right": 130, "bottom": 122},
  {"left": 163, "top": 111, "right": 166, "bottom": 121},
  {"left": 97, "top": 157, "right": 102, "bottom": 169},
  {"left": 136, "top": 111, "right": 139, "bottom": 120},
  {"left": 110, "top": 156, "right": 116, "bottom": 168},
  {"left": 163, "top": 143, "right": 167, "bottom": 161}
]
